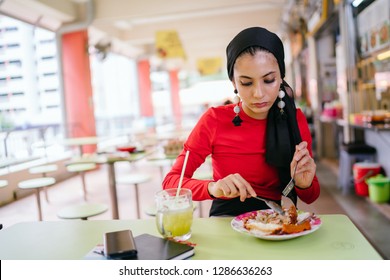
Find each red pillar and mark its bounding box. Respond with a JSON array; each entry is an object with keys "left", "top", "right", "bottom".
[
  {"left": 137, "top": 59, "right": 155, "bottom": 129},
  {"left": 169, "top": 69, "right": 182, "bottom": 128},
  {"left": 62, "top": 30, "right": 97, "bottom": 154}
]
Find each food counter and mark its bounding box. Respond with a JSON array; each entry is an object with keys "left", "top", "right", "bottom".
[{"left": 348, "top": 122, "right": 390, "bottom": 176}]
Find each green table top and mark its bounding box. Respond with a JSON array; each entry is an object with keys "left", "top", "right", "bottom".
[
  {"left": 66, "top": 152, "right": 149, "bottom": 165},
  {"left": 0, "top": 215, "right": 382, "bottom": 260},
  {"left": 57, "top": 203, "right": 109, "bottom": 220}
]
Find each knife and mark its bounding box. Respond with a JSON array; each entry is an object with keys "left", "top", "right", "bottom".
[{"left": 252, "top": 196, "right": 285, "bottom": 216}]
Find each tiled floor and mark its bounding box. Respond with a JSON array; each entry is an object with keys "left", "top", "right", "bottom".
[{"left": 1, "top": 158, "right": 389, "bottom": 259}]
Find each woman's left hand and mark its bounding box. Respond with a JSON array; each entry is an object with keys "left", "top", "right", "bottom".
[{"left": 291, "top": 141, "right": 316, "bottom": 189}]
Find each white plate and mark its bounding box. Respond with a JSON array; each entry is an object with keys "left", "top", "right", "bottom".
[{"left": 231, "top": 209, "right": 322, "bottom": 241}]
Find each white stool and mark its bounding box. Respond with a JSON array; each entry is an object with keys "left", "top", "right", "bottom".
[
  {"left": 147, "top": 158, "right": 172, "bottom": 181},
  {"left": 66, "top": 163, "right": 97, "bottom": 201},
  {"left": 0, "top": 180, "right": 8, "bottom": 229},
  {"left": 116, "top": 174, "right": 152, "bottom": 219},
  {"left": 18, "top": 177, "right": 56, "bottom": 221},
  {"left": 29, "top": 164, "right": 58, "bottom": 202},
  {"left": 191, "top": 171, "right": 212, "bottom": 217},
  {"left": 192, "top": 170, "right": 213, "bottom": 180},
  {"left": 57, "top": 203, "right": 108, "bottom": 220}
]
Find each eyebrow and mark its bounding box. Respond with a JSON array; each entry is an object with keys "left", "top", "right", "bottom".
[{"left": 239, "top": 71, "right": 276, "bottom": 79}]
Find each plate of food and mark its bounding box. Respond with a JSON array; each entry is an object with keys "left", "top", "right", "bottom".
[
  {"left": 231, "top": 206, "right": 322, "bottom": 241},
  {"left": 116, "top": 146, "right": 137, "bottom": 153}
]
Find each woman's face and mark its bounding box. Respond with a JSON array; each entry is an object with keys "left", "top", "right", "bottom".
[{"left": 232, "top": 50, "right": 282, "bottom": 120}]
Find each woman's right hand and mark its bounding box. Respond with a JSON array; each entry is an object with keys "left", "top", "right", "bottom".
[{"left": 208, "top": 173, "right": 256, "bottom": 202}]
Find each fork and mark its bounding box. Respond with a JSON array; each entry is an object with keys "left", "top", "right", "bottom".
[
  {"left": 252, "top": 196, "right": 285, "bottom": 215},
  {"left": 282, "top": 162, "right": 298, "bottom": 197}
]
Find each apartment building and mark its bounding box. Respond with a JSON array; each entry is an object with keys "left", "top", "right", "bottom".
[{"left": 0, "top": 15, "right": 60, "bottom": 129}]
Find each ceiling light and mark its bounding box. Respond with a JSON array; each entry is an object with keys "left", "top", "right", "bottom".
[
  {"left": 377, "top": 50, "right": 390, "bottom": 61},
  {"left": 352, "top": 0, "right": 364, "bottom": 7},
  {"left": 114, "top": 20, "right": 132, "bottom": 30}
]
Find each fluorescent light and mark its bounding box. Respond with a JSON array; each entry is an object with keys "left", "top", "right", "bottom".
[
  {"left": 352, "top": 0, "right": 364, "bottom": 7},
  {"left": 377, "top": 50, "right": 390, "bottom": 61}
]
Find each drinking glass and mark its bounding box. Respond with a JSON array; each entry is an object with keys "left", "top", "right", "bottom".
[{"left": 155, "top": 188, "right": 193, "bottom": 241}]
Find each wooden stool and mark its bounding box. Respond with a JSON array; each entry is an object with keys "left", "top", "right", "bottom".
[
  {"left": 66, "top": 163, "right": 97, "bottom": 201},
  {"left": 116, "top": 174, "right": 152, "bottom": 219},
  {"left": 29, "top": 164, "right": 58, "bottom": 202},
  {"left": 18, "top": 177, "right": 56, "bottom": 221},
  {"left": 57, "top": 203, "right": 108, "bottom": 220}
]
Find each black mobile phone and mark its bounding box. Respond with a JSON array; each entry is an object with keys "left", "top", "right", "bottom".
[{"left": 104, "top": 229, "right": 137, "bottom": 259}]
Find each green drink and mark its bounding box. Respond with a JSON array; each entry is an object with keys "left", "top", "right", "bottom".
[{"left": 155, "top": 188, "right": 193, "bottom": 241}]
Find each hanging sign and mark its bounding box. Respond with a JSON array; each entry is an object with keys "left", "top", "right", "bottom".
[
  {"left": 196, "top": 57, "right": 222, "bottom": 76},
  {"left": 307, "top": 0, "right": 328, "bottom": 35},
  {"left": 155, "top": 30, "right": 186, "bottom": 59}
]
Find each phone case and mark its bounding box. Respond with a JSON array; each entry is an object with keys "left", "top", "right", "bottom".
[{"left": 104, "top": 229, "right": 137, "bottom": 259}]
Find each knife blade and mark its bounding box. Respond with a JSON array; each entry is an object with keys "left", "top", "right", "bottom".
[{"left": 252, "top": 196, "right": 285, "bottom": 216}]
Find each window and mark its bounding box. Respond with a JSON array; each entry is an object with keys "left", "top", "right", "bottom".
[
  {"left": 9, "top": 60, "right": 22, "bottom": 67},
  {"left": 6, "top": 43, "right": 20, "bottom": 48},
  {"left": 46, "top": 105, "right": 59, "bottom": 109},
  {"left": 41, "top": 56, "right": 54, "bottom": 60},
  {"left": 5, "top": 26, "right": 18, "bottom": 32},
  {"left": 43, "top": 72, "right": 56, "bottom": 77},
  {"left": 44, "top": 88, "right": 57, "bottom": 93},
  {"left": 39, "top": 39, "right": 54, "bottom": 44}
]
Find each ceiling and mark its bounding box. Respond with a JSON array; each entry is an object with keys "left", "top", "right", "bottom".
[{"left": 0, "top": 0, "right": 296, "bottom": 73}]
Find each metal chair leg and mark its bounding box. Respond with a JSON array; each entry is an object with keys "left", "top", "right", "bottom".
[
  {"left": 80, "top": 171, "right": 87, "bottom": 201},
  {"left": 134, "top": 183, "right": 140, "bottom": 219},
  {"left": 35, "top": 188, "right": 43, "bottom": 221},
  {"left": 42, "top": 172, "right": 49, "bottom": 203}
]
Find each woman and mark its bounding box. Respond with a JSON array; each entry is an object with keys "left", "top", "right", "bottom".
[{"left": 162, "top": 27, "right": 320, "bottom": 216}]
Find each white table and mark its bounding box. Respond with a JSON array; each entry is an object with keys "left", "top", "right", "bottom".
[{"left": 61, "top": 137, "right": 101, "bottom": 155}]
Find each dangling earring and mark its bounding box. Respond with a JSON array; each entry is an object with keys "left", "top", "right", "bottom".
[
  {"left": 232, "top": 89, "right": 243, "bottom": 126},
  {"left": 277, "top": 85, "right": 286, "bottom": 117}
]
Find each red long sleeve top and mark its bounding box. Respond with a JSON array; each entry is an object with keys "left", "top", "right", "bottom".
[{"left": 162, "top": 104, "right": 320, "bottom": 204}]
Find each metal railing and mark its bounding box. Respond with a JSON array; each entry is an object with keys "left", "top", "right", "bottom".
[{"left": 0, "top": 124, "right": 64, "bottom": 169}]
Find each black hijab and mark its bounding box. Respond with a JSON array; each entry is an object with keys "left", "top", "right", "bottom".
[{"left": 226, "top": 27, "right": 302, "bottom": 204}]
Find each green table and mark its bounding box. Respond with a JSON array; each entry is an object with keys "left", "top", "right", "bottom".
[{"left": 0, "top": 215, "right": 382, "bottom": 260}]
